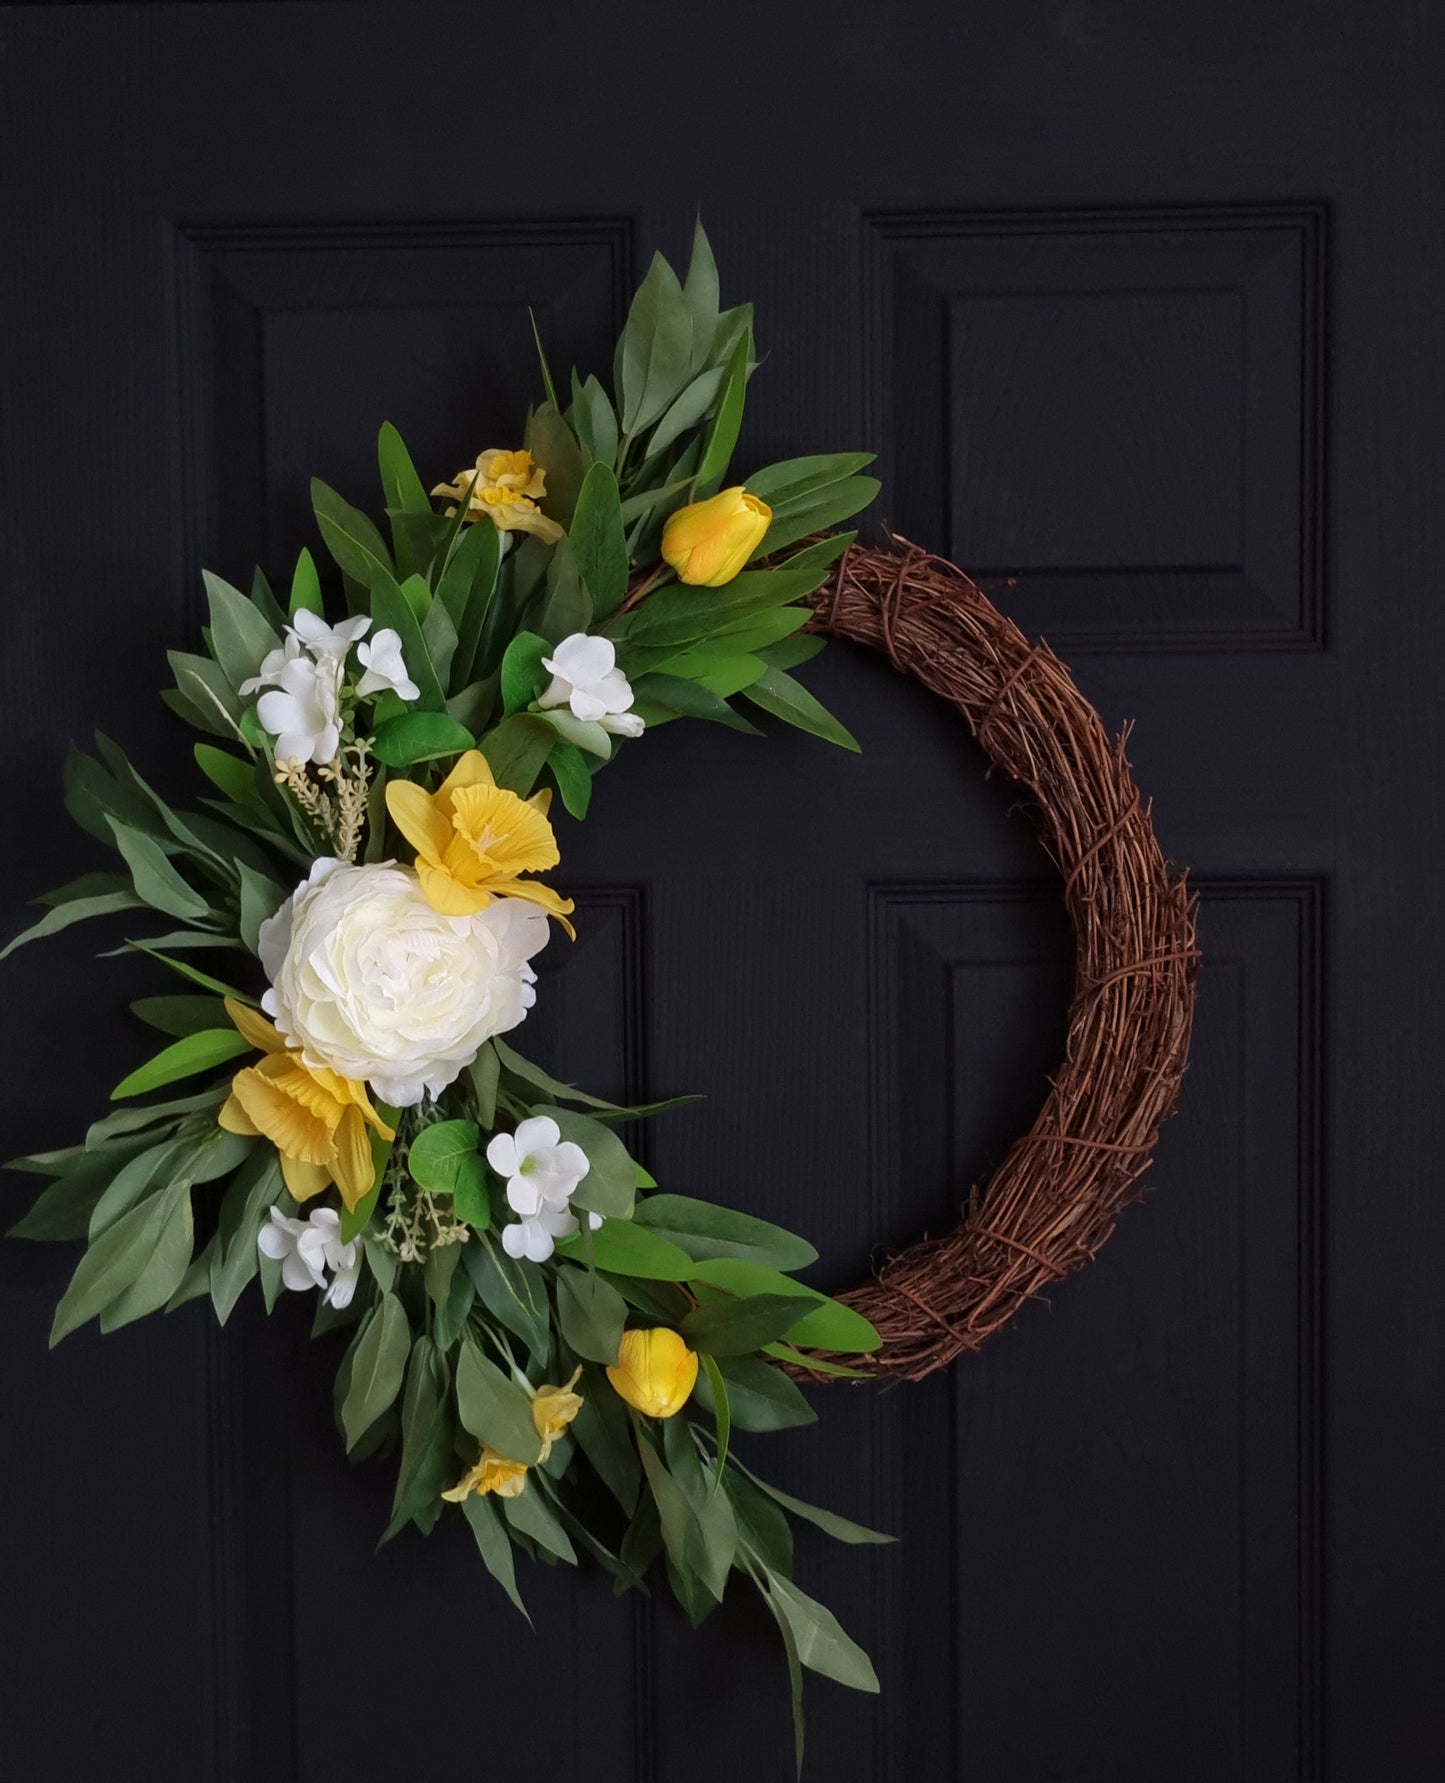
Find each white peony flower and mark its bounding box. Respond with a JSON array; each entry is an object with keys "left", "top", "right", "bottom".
[
  {"left": 538, "top": 633, "right": 645, "bottom": 738},
  {"left": 257, "top": 1205, "right": 362, "bottom": 1308},
  {"left": 260, "top": 858, "right": 551, "bottom": 1107},
  {"left": 254, "top": 655, "right": 344, "bottom": 766},
  {"left": 486, "top": 1114, "right": 600, "bottom": 1262},
  {"left": 355, "top": 627, "right": 421, "bottom": 701}
]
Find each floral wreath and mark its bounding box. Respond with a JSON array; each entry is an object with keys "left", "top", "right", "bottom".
[
  {"left": 7, "top": 226, "right": 1198, "bottom": 1765},
  {"left": 7, "top": 226, "right": 891, "bottom": 1764}
]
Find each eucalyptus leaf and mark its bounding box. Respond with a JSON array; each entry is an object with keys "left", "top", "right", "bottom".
[
  {"left": 555, "top": 1265, "right": 627, "bottom": 1364},
  {"left": 463, "top": 1493, "right": 531, "bottom": 1622},
  {"left": 341, "top": 1293, "right": 411, "bottom": 1451},
  {"left": 765, "top": 1572, "right": 880, "bottom": 1693},
  {"left": 455, "top": 1336, "right": 544, "bottom": 1464},
  {"left": 568, "top": 462, "right": 629, "bottom": 617}
]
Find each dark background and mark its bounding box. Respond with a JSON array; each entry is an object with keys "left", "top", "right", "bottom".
[{"left": 2, "top": 4, "right": 1442, "bottom": 1779}]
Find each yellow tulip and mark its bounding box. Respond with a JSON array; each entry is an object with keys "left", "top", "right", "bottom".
[
  {"left": 431, "top": 447, "right": 563, "bottom": 543},
  {"left": 216, "top": 998, "right": 394, "bottom": 1210},
  {"left": 606, "top": 1327, "right": 699, "bottom": 1419},
  {"left": 385, "top": 749, "right": 575, "bottom": 934},
  {"left": 660, "top": 487, "right": 772, "bottom": 586}
]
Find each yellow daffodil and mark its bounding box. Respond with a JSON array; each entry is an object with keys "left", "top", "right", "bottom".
[
  {"left": 440, "top": 1446, "right": 529, "bottom": 1502},
  {"left": 431, "top": 447, "right": 564, "bottom": 543},
  {"left": 217, "top": 998, "right": 394, "bottom": 1210},
  {"left": 606, "top": 1327, "right": 699, "bottom": 1418},
  {"left": 441, "top": 1368, "right": 585, "bottom": 1504},
  {"left": 532, "top": 1365, "right": 584, "bottom": 1462},
  {"left": 385, "top": 750, "right": 576, "bottom": 934},
  {"left": 661, "top": 486, "right": 772, "bottom": 586}
]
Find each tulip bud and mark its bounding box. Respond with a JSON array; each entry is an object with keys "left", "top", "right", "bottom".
[
  {"left": 660, "top": 487, "right": 772, "bottom": 587},
  {"left": 606, "top": 1327, "right": 699, "bottom": 1418}
]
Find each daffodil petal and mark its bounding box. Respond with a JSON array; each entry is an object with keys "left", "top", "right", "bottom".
[
  {"left": 279, "top": 1154, "right": 332, "bottom": 1203},
  {"left": 415, "top": 858, "right": 494, "bottom": 917},
  {"left": 331, "top": 1106, "right": 376, "bottom": 1211},
  {"left": 385, "top": 779, "right": 453, "bottom": 866},
  {"left": 436, "top": 749, "right": 496, "bottom": 810},
  {"left": 218, "top": 1089, "right": 259, "bottom": 1136},
  {"left": 225, "top": 996, "right": 286, "bottom": 1055}
]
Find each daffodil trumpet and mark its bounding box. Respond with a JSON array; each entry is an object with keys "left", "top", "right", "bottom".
[
  {"left": 217, "top": 997, "right": 394, "bottom": 1210},
  {"left": 385, "top": 749, "right": 576, "bottom": 935}
]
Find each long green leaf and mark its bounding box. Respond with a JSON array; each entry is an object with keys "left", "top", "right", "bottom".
[
  {"left": 455, "top": 1336, "right": 544, "bottom": 1464},
  {"left": 741, "top": 663, "right": 860, "bottom": 752},
  {"left": 50, "top": 1179, "right": 185, "bottom": 1345},
  {"left": 0, "top": 890, "right": 145, "bottom": 960},
  {"left": 342, "top": 1293, "right": 412, "bottom": 1451},
  {"left": 568, "top": 462, "right": 629, "bottom": 618},
  {"left": 110, "top": 1028, "right": 250, "bottom": 1100},
  {"left": 311, "top": 477, "right": 394, "bottom": 586}
]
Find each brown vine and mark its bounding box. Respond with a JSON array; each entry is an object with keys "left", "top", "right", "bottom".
[{"left": 796, "top": 538, "right": 1200, "bottom": 1382}]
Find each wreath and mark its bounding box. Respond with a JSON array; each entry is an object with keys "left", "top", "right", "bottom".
[{"left": 5, "top": 225, "right": 1196, "bottom": 1766}]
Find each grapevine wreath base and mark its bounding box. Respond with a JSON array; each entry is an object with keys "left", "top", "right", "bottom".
[{"left": 805, "top": 538, "right": 1200, "bottom": 1382}]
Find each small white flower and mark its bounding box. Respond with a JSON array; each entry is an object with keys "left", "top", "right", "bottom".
[
  {"left": 486, "top": 1114, "right": 597, "bottom": 1262},
  {"left": 538, "top": 633, "right": 644, "bottom": 737},
  {"left": 256, "top": 1205, "right": 361, "bottom": 1308},
  {"left": 355, "top": 627, "right": 420, "bottom": 701},
  {"left": 240, "top": 633, "right": 303, "bottom": 696},
  {"left": 255, "top": 655, "right": 343, "bottom": 766},
  {"left": 289, "top": 608, "right": 373, "bottom": 661}
]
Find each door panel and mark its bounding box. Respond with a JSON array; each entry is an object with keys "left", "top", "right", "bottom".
[{"left": 2, "top": 6, "right": 1440, "bottom": 1780}]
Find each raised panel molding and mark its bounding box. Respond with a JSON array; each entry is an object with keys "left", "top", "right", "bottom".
[
  {"left": 864, "top": 206, "right": 1327, "bottom": 651},
  {"left": 865, "top": 878, "right": 1324, "bottom": 1780},
  {"left": 167, "top": 218, "right": 632, "bottom": 614}
]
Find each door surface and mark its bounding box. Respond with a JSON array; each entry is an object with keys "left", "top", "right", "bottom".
[{"left": 2, "top": 5, "right": 1441, "bottom": 1780}]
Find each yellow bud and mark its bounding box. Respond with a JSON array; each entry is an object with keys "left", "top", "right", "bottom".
[
  {"left": 606, "top": 1327, "right": 699, "bottom": 1419},
  {"left": 660, "top": 486, "right": 772, "bottom": 587}
]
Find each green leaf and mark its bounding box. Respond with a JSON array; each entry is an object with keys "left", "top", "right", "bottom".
[
  {"left": 741, "top": 663, "right": 860, "bottom": 752},
  {"left": 503, "top": 1481, "right": 577, "bottom": 1564},
  {"left": 706, "top": 606, "right": 813, "bottom": 654},
  {"left": 209, "top": 1150, "right": 283, "bottom": 1322},
  {"left": 536, "top": 705, "right": 612, "bottom": 758},
  {"left": 462, "top": 1493, "right": 531, "bottom": 1622},
  {"left": 50, "top": 1179, "right": 187, "bottom": 1345},
  {"left": 440, "top": 516, "right": 502, "bottom": 689},
  {"left": 193, "top": 744, "right": 258, "bottom": 807},
  {"left": 662, "top": 1414, "right": 736, "bottom": 1599},
  {"left": 532, "top": 537, "right": 593, "bottom": 644},
  {"left": 572, "top": 1363, "right": 641, "bottom": 1512},
  {"left": 1, "top": 889, "right": 145, "bottom": 960},
  {"left": 762, "top": 1578, "right": 807, "bottom": 1777},
  {"left": 630, "top": 672, "right": 759, "bottom": 733},
  {"left": 632, "top": 1195, "right": 818, "bottom": 1270},
  {"left": 310, "top": 477, "right": 394, "bottom": 586},
  {"left": 204, "top": 570, "right": 282, "bottom": 694},
  {"left": 8, "top": 1146, "right": 147, "bottom": 1242},
  {"left": 369, "top": 565, "right": 446, "bottom": 711},
  {"left": 556, "top": 1265, "right": 627, "bottom": 1364},
  {"left": 744, "top": 452, "right": 876, "bottom": 511},
  {"left": 289, "top": 546, "right": 324, "bottom": 618},
  {"left": 371, "top": 711, "right": 475, "bottom": 767},
  {"left": 636, "top": 1424, "right": 693, "bottom": 1575},
  {"left": 99, "top": 1181, "right": 195, "bottom": 1333},
  {"left": 723, "top": 1466, "right": 795, "bottom": 1579},
  {"left": 384, "top": 1336, "right": 454, "bottom": 1540},
  {"left": 407, "top": 1119, "right": 487, "bottom": 1224},
  {"left": 419, "top": 583, "right": 457, "bottom": 681},
  {"left": 693, "top": 1353, "right": 818, "bottom": 1432},
  {"left": 680, "top": 1292, "right": 820, "bottom": 1357},
  {"left": 127, "top": 943, "right": 257, "bottom": 1003},
  {"left": 237, "top": 861, "right": 285, "bottom": 955},
  {"left": 699, "top": 1352, "right": 732, "bottom": 1477},
  {"left": 689, "top": 1257, "right": 882, "bottom": 1353},
  {"left": 526, "top": 403, "right": 586, "bottom": 527},
  {"left": 107, "top": 820, "right": 212, "bottom": 922},
  {"left": 169, "top": 651, "right": 245, "bottom": 737},
  {"left": 546, "top": 740, "right": 593, "bottom": 820},
  {"left": 462, "top": 1236, "right": 551, "bottom": 1363},
  {"left": 758, "top": 634, "right": 826, "bottom": 673},
  {"left": 549, "top": 1110, "right": 636, "bottom": 1221},
  {"left": 736, "top": 1461, "right": 895, "bottom": 1546},
  {"left": 765, "top": 1572, "right": 880, "bottom": 1693},
  {"left": 647, "top": 366, "right": 725, "bottom": 460},
  {"left": 342, "top": 1292, "right": 411, "bottom": 1450},
  {"left": 554, "top": 1218, "right": 694, "bottom": 1280},
  {"left": 568, "top": 463, "right": 629, "bottom": 618},
  {"left": 467, "top": 1043, "right": 500, "bottom": 1130},
  {"left": 110, "top": 1028, "right": 250, "bottom": 1100},
  {"left": 377, "top": 422, "right": 431, "bottom": 574},
  {"left": 753, "top": 477, "right": 880, "bottom": 558},
  {"left": 478, "top": 712, "right": 555, "bottom": 797},
  {"left": 761, "top": 1342, "right": 874, "bottom": 1379},
  {"left": 618, "top": 252, "right": 695, "bottom": 433},
  {"left": 499, "top": 630, "right": 552, "bottom": 716},
  {"left": 571, "top": 373, "right": 619, "bottom": 472},
  {"left": 682, "top": 218, "right": 721, "bottom": 373},
  {"left": 694, "top": 324, "right": 752, "bottom": 494},
  {"left": 455, "top": 1336, "right": 544, "bottom": 1464},
  {"left": 339, "top": 1123, "right": 391, "bottom": 1243}
]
